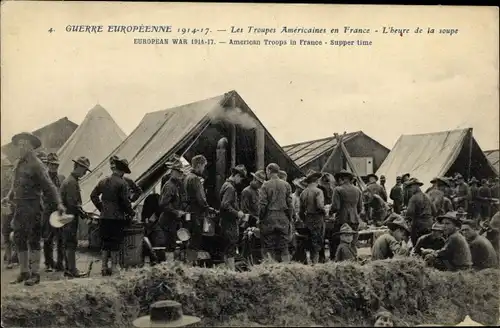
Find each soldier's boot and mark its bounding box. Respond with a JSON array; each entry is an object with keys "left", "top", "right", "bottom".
[
  {"left": 43, "top": 240, "right": 55, "bottom": 272},
  {"left": 165, "top": 252, "right": 175, "bottom": 263},
  {"left": 101, "top": 250, "right": 111, "bottom": 276},
  {"left": 64, "top": 250, "right": 85, "bottom": 278},
  {"left": 225, "top": 257, "right": 236, "bottom": 271},
  {"left": 10, "top": 251, "right": 30, "bottom": 284},
  {"left": 25, "top": 251, "right": 41, "bottom": 286}
]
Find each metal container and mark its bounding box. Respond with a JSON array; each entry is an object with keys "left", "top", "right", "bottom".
[{"left": 119, "top": 225, "right": 145, "bottom": 268}]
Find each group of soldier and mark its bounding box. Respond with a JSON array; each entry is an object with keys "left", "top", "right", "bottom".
[{"left": 1, "top": 131, "right": 144, "bottom": 284}]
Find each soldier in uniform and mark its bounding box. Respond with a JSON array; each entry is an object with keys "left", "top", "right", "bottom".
[
  {"left": 241, "top": 170, "right": 265, "bottom": 226},
  {"left": 453, "top": 173, "right": 470, "bottom": 215},
  {"left": 366, "top": 174, "right": 387, "bottom": 202},
  {"left": 60, "top": 156, "right": 92, "bottom": 277},
  {"left": 330, "top": 170, "right": 363, "bottom": 258},
  {"left": 2, "top": 132, "right": 65, "bottom": 286},
  {"left": 427, "top": 177, "right": 451, "bottom": 216},
  {"left": 220, "top": 165, "right": 248, "bottom": 270},
  {"left": 389, "top": 176, "right": 404, "bottom": 214},
  {"left": 478, "top": 179, "right": 492, "bottom": 222},
  {"left": 41, "top": 153, "right": 66, "bottom": 272},
  {"left": 299, "top": 171, "right": 326, "bottom": 265},
  {"left": 110, "top": 155, "right": 142, "bottom": 202},
  {"left": 259, "top": 163, "right": 293, "bottom": 263},
  {"left": 380, "top": 175, "right": 387, "bottom": 193},
  {"left": 158, "top": 158, "right": 187, "bottom": 262},
  {"left": 184, "top": 155, "right": 214, "bottom": 261},
  {"left": 405, "top": 178, "right": 435, "bottom": 246},
  {"left": 90, "top": 158, "right": 135, "bottom": 276},
  {"left": 401, "top": 173, "right": 411, "bottom": 207},
  {"left": 468, "top": 177, "right": 481, "bottom": 221}
]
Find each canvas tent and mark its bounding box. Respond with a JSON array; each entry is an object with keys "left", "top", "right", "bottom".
[
  {"left": 56, "top": 105, "right": 126, "bottom": 177},
  {"left": 376, "top": 128, "right": 498, "bottom": 192},
  {"left": 76, "top": 90, "right": 303, "bottom": 240},
  {"left": 484, "top": 149, "right": 499, "bottom": 173}
]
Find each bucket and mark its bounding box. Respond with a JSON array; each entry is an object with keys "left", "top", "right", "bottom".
[{"left": 119, "top": 225, "right": 144, "bottom": 268}]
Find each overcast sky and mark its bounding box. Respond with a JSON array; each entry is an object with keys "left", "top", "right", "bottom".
[{"left": 1, "top": 3, "right": 498, "bottom": 151}]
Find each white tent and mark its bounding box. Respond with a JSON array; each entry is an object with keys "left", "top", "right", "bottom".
[{"left": 57, "top": 104, "right": 126, "bottom": 177}]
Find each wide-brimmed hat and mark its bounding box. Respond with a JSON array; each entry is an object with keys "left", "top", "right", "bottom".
[
  {"left": 333, "top": 223, "right": 357, "bottom": 236},
  {"left": 113, "top": 158, "right": 131, "bottom": 174},
  {"left": 36, "top": 151, "right": 48, "bottom": 163},
  {"left": 133, "top": 300, "right": 201, "bottom": 328},
  {"left": 293, "top": 177, "right": 307, "bottom": 189},
  {"left": 431, "top": 222, "right": 444, "bottom": 231},
  {"left": 72, "top": 156, "right": 92, "bottom": 172},
  {"left": 165, "top": 158, "right": 184, "bottom": 173},
  {"left": 334, "top": 169, "right": 354, "bottom": 181},
  {"left": 304, "top": 170, "right": 323, "bottom": 184},
  {"left": 437, "top": 212, "right": 462, "bottom": 227},
  {"left": 367, "top": 173, "right": 378, "bottom": 181},
  {"left": 46, "top": 153, "right": 60, "bottom": 165},
  {"left": 455, "top": 173, "right": 464, "bottom": 180},
  {"left": 49, "top": 211, "right": 75, "bottom": 228},
  {"left": 250, "top": 170, "right": 266, "bottom": 183},
  {"left": 402, "top": 173, "right": 411, "bottom": 179},
  {"left": 404, "top": 178, "right": 423, "bottom": 187},
  {"left": 231, "top": 164, "right": 247, "bottom": 178},
  {"left": 387, "top": 217, "right": 410, "bottom": 233},
  {"left": 12, "top": 132, "right": 42, "bottom": 149},
  {"left": 434, "top": 177, "right": 450, "bottom": 187}
]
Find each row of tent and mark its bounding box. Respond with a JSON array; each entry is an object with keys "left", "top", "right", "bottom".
[{"left": 2, "top": 90, "right": 499, "bottom": 216}]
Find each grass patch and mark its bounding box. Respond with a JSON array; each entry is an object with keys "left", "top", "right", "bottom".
[{"left": 1, "top": 258, "right": 498, "bottom": 327}]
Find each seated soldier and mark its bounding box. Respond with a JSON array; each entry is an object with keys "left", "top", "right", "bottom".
[
  {"left": 461, "top": 219, "right": 498, "bottom": 270},
  {"left": 333, "top": 223, "right": 358, "bottom": 262},
  {"left": 413, "top": 222, "right": 446, "bottom": 257},
  {"left": 372, "top": 216, "right": 410, "bottom": 260}
]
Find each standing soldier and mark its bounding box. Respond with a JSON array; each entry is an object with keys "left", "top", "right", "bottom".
[
  {"left": 405, "top": 178, "right": 435, "bottom": 247},
  {"left": 401, "top": 173, "right": 411, "bottom": 207},
  {"left": 390, "top": 176, "right": 404, "bottom": 214},
  {"left": 366, "top": 174, "right": 387, "bottom": 202},
  {"left": 453, "top": 174, "right": 470, "bottom": 215},
  {"left": 478, "top": 179, "right": 492, "bottom": 222},
  {"left": 330, "top": 169, "right": 363, "bottom": 258},
  {"left": 110, "top": 156, "right": 142, "bottom": 202},
  {"left": 468, "top": 177, "right": 481, "bottom": 221},
  {"left": 241, "top": 170, "right": 265, "bottom": 226},
  {"left": 158, "top": 158, "right": 186, "bottom": 262},
  {"left": 427, "top": 177, "right": 454, "bottom": 216},
  {"left": 259, "top": 163, "right": 293, "bottom": 263},
  {"left": 42, "top": 153, "right": 66, "bottom": 272},
  {"left": 299, "top": 170, "right": 326, "bottom": 265},
  {"left": 379, "top": 175, "right": 387, "bottom": 193},
  {"left": 90, "top": 158, "right": 135, "bottom": 276},
  {"left": 1, "top": 132, "right": 65, "bottom": 286},
  {"left": 318, "top": 173, "right": 334, "bottom": 263},
  {"left": 60, "top": 156, "right": 92, "bottom": 277},
  {"left": 184, "top": 155, "right": 213, "bottom": 262},
  {"left": 220, "top": 165, "right": 248, "bottom": 270}
]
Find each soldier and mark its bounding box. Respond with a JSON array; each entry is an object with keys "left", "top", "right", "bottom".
[
  {"left": 1, "top": 158, "right": 16, "bottom": 269},
  {"left": 413, "top": 222, "right": 446, "bottom": 257},
  {"left": 259, "top": 163, "right": 293, "bottom": 263},
  {"left": 405, "top": 178, "right": 435, "bottom": 246},
  {"left": 389, "top": 176, "right": 404, "bottom": 214},
  {"left": 366, "top": 174, "right": 387, "bottom": 201},
  {"left": 90, "top": 158, "right": 135, "bottom": 276},
  {"left": 318, "top": 173, "right": 334, "bottom": 263},
  {"left": 41, "top": 153, "right": 66, "bottom": 272},
  {"left": 401, "top": 173, "right": 411, "bottom": 207},
  {"left": 2, "top": 132, "right": 65, "bottom": 286},
  {"left": 461, "top": 219, "right": 498, "bottom": 270},
  {"left": 363, "top": 189, "right": 387, "bottom": 227},
  {"left": 427, "top": 177, "right": 451, "bottom": 216},
  {"left": 330, "top": 169, "right": 363, "bottom": 258},
  {"left": 424, "top": 212, "right": 472, "bottom": 271},
  {"left": 380, "top": 175, "right": 387, "bottom": 192},
  {"left": 468, "top": 177, "right": 480, "bottom": 221},
  {"left": 60, "top": 156, "right": 92, "bottom": 278},
  {"left": 478, "top": 179, "right": 492, "bottom": 222},
  {"left": 372, "top": 216, "right": 410, "bottom": 260},
  {"left": 220, "top": 165, "right": 248, "bottom": 270},
  {"left": 453, "top": 173, "right": 470, "bottom": 215},
  {"left": 291, "top": 177, "right": 307, "bottom": 263},
  {"left": 333, "top": 223, "right": 358, "bottom": 262},
  {"left": 183, "top": 155, "right": 214, "bottom": 261},
  {"left": 110, "top": 156, "right": 142, "bottom": 202},
  {"left": 298, "top": 171, "right": 326, "bottom": 265},
  {"left": 158, "top": 158, "right": 186, "bottom": 262},
  {"left": 241, "top": 170, "right": 265, "bottom": 226}
]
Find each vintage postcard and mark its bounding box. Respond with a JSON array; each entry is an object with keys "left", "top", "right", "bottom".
[{"left": 1, "top": 2, "right": 499, "bottom": 328}]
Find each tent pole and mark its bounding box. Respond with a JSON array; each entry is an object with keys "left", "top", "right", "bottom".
[
  {"left": 467, "top": 128, "right": 473, "bottom": 180},
  {"left": 321, "top": 131, "right": 346, "bottom": 173},
  {"left": 230, "top": 95, "right": 237, "bottom": 168}
]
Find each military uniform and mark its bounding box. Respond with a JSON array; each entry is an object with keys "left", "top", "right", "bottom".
[
  {"left": 406, "top": 190, "right": 435, "bottom": 246},
  {"left": 468, "top": 235, "right": 498, "bottom": 270},
  {"left": 427, "top": 188, "right": 447, "bottom": 216},
  {"left": 468, "top": 181, "right": 480, "bottom": 220},
  {"left": 42, "top": 170, "right": 65, "bottom": 271},
  {"left": 478, "top": 183, "right": 492, "bottom": 220},
  {"left": 184, "top": 169, "right": 210, "bottom": 252},
  {"left": 432, "top": 230, "right": 472, "bottom": 271},
  {"left": 241, "top": 182, "right": 260, "bottom": 225},
  {"left": 371, "top": 232, "right": 408, "bottom": 260},
  {"left": 364, "top": 193, "right": 387, "bottom": 226},
  {"left": 159, "top": 176, "right": 185, "bottom": 254},
  {"left": 330, "top": 179, "right": 363, "bottom": 258},
  {"left": 389, "top": 183, "right": 404, "bottom": 214},
  {"left": 259, "top": 175, "right": 293, "bottom": 261},
  {"left": 299, "top": 184, "right": 326, "bottom": 264},
  {"left": 220, "top": 178, "right": 241, "bottom": 260},
  {"left": 124, "top": 176, "right": 142, "bottom": 202},
  {"left": 366, "top": 181, "right": 387, "bottom": 202},
  {"left": 454, "top": 180, "right": 470, "bottom": 213},
  {"left": 413, "top": 233, "right": 445, "bottom": 257},
  {"left": 8, "top": 150, "right": 62, "bottom": 284}
]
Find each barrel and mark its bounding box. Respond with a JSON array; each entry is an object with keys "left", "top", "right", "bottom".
[{"left": 119, "top": 224, "right": 144, "bottom": 268}]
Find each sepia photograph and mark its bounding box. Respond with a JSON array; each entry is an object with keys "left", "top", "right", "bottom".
[{"left": 0, "top": 2, "right": 499, "bottom": 327}]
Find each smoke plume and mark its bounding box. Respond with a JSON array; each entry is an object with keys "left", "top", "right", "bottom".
[{"left": 209, "top": 105, "right": 257, "bottom": 130}]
